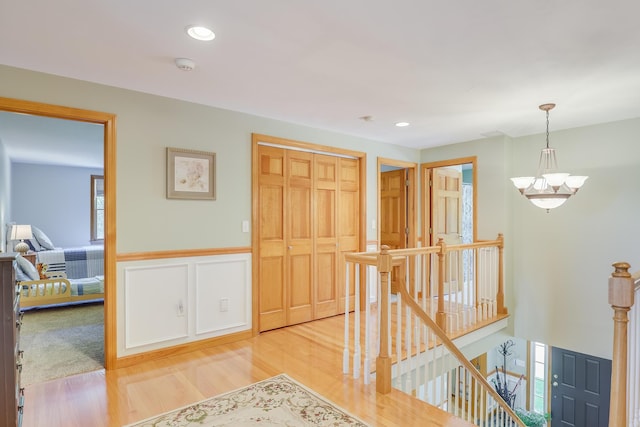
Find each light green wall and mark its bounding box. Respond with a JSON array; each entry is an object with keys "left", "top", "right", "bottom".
[
  {"left": 0, "top": 65, "right": 420, "bottom": 252},
  {"left": 3, "top": 64, "right": 638, "bottom": 360},
  {"left": 423, "top": 118, "right": 640, "bottom": 360}
]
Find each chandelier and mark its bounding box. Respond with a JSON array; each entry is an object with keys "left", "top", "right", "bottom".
[{"left": 510, "top": 103, "right": 588, "bottom": 212}]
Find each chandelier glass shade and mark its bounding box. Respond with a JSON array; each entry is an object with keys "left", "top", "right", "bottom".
[{"left": 510, "top": 103, "right": 588, "bottom": 211}]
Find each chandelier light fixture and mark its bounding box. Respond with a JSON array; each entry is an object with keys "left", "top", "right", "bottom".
[{"left": 510, "top": 103, "right": 588, "bottom": 212}]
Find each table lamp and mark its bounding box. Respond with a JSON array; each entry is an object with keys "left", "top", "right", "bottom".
[{"left": 11, "top": 224, "right": 33, "bottom": 255}]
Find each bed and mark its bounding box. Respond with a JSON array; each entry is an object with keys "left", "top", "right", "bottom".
[
  {"left": 7, "top": 224, "right": 105, "bottom": 308},
  {"left": 18, "top": 272, "right": 104, "bottom": 308}
]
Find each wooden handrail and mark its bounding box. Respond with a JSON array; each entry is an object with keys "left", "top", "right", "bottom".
[{"left": 377, "top": 245, "right": 525, "bottom": 426}]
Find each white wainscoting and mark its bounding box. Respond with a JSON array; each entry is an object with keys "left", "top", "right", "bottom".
[{"left": 117, "top": 252, "right": 251, "bottom": 357}]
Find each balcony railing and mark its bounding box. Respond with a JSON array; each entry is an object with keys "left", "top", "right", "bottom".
[{"left": 343, "top": 235, "right": 524, "bottom": 426}]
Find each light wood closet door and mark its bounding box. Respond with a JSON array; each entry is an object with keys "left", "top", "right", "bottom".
[
  {"left": 314, "top": 154, "right": 339, "bottom": 319},
  {"left": 286, "top": 151, "right": 314, "bottom": 325},
  {"left": 257, "top": 146, "right": 287, "bottom": 331},
  {"left": 257, "top": 144, "right": 360, "bottom": 331},
  {"left": 338, "top": 158, "right": 360, "bottom": 313}
]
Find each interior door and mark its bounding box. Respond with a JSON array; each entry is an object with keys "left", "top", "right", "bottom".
[
  {"left": 380, "top": 169, "right": 407, "bottom": 250},
  {"left": 380, "top": 169, "right": 407, "bottom": 292},
  {"left": 431, "top": 167, "right": 463, "bottom": 294},
  {"left": 551, "top": 346, "right": 611, "bottom": 427}
]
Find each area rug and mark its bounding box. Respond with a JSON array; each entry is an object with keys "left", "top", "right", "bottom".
[
  {"left": 125, "top": 374, "right": 370, "bottom": 427},
  {"left": 20, "top": 302, "right": 104, "bottom": 385}
]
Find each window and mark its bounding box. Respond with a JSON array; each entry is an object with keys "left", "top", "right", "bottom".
[
  {"left": 530, "top": 341, "right": 548, "bottom": 413},
  {"left": 91, "top": 175, "right": 104, "bottom": 241}
]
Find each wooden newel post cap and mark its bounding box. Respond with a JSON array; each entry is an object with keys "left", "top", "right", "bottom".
[
  {"left": 611, "top": 262, "right": 631, "bottom": 278},
  {"left": 609, "top": 262, "right": 634, "bottom": 308},
  {"left": 378, "top": 245, "right": 392, "bottom": 273}
]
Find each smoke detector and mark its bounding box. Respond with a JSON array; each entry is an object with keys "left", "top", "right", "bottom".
[{"left": 175, "top": 58, "right": 195, "bottom": 71}]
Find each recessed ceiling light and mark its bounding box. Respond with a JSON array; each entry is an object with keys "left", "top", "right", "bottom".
[
  {"left": 395, "top": 122, "right": 410, "bottom": 127},
  {"left": 186, "top": 25, "right": 215, "bottom": 41}
]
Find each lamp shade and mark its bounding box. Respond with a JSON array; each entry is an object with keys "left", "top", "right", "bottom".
[
  {"left": 565, "top": 175, "right": 589, "bottom": 191},
  {"left": 528, "top": 195, "right": 569, "bottom": 210},
  {"left": 10, "top": 224, "right": 32, "bottom": 241}
]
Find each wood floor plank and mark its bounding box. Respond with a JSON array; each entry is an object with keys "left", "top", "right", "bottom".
[{"left": 22, "top": 314, "right": 475, "bottom": 427}]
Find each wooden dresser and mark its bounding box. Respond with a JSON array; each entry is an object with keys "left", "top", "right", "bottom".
[{"left": 1, "top": 254, "right": 24, "bottom": 426}]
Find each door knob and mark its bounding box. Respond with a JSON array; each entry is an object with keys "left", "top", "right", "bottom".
[
  {"left": 288, "top": 246, "right": 293, "bottom": 250},
  {"left": 552, "top": 381, "right": 558, "bottom": 387}
]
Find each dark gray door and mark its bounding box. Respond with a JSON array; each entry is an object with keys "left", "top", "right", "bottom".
[{"left": 551, "top": 346, "right": 611, "bottom": 427}]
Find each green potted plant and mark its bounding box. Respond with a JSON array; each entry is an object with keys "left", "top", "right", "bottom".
[{"left": 515, "top": 408, "right": 550, "bottom": 427}]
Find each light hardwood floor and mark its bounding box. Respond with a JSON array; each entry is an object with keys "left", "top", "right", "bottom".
[{"left": 23, "top": 314, "right": 475, "bottom": 427}]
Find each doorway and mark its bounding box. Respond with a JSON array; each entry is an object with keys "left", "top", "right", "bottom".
[
  {"left": 421, "top": 156, "right": 476, "bottom": 247},
  {"left": 0, "top": 96, "right": 116, "bottom": 369}
]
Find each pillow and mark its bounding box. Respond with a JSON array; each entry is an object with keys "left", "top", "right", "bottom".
[
  {"left": 26, "top": 239, "right": 42, "bottom": 252},
  {"left": 32, "top": 226, "right": 55, "bottom": 250},
  {"left": 15, "top": 255, "right": 40, "bottom": 281}
]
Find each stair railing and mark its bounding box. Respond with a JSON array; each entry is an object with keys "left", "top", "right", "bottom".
[{"left": 344, "top": 238, "right": 523, "bottom": 426}]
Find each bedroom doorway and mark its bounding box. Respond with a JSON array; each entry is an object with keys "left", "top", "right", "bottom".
[{"left": 0, "top": 96, "right": 116, "bottom": 371}]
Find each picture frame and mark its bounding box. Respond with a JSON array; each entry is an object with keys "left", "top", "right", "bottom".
[{"left": 166, "top": 147, "right": 216, "bottom": 200}]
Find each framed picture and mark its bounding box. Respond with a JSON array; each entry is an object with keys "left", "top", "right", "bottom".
[{"left": 166, "top": 147, "right": 216, "bottom": 200}]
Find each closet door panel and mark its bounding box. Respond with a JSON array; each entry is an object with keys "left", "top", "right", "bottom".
[
  {"left": 314, "top": 154, "right": 338, "bottom": 319},
  {"left": 286, "top": 151, "right": 313, "bottom": 325},
  {"left": 338, "top": 158, "right": 360, "bottom": 313},
  {"left": 258, "top": 146, "right": 287, "bottom": 331}
]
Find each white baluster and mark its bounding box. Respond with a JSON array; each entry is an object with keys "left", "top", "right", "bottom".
[
  {"left": 343, "top": 262, "right": 350, "bottom": 374},
  {"left": 353, "top": 266, "right": 361, "bottom": 379}
]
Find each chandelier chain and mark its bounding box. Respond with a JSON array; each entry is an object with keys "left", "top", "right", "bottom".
[{"left": 545, "top": 109, "right": 550, "bottom": 149}]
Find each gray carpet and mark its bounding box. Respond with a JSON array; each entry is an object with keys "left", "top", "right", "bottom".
[{"left": 20, "top": 302, "right": 104, "bottom": 386}]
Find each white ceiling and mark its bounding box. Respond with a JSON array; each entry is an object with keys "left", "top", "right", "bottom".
[{"left": 2, "top": 0, "right": 640, "bottom": 165}]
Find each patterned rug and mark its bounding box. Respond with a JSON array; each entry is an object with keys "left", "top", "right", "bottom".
[{"left": 125, "top": 374, "right": 369, "bottom": 427}]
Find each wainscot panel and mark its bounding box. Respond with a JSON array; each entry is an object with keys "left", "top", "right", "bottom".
[
  {"left": 124, "top": 263, "right": 190, "bottom": 350},
  {"left": 195, "top": 257, "right": 250, "bottom": 335},
  {"left": 117, "top": 252, "right": 252, "bottom": 357}
]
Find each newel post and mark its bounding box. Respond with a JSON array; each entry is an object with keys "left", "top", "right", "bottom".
[
  {"left": 436, "top": 238, "right": 447, "bottom": 329},
  {"left": 608, "top": 261, "right": 634, "bottom": 427},
  {"left": 497, "top": 233, "right": 508, "bottom": 314},
  {"left": 376, "top": 245, "right": 393, "bottom": 394}
]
